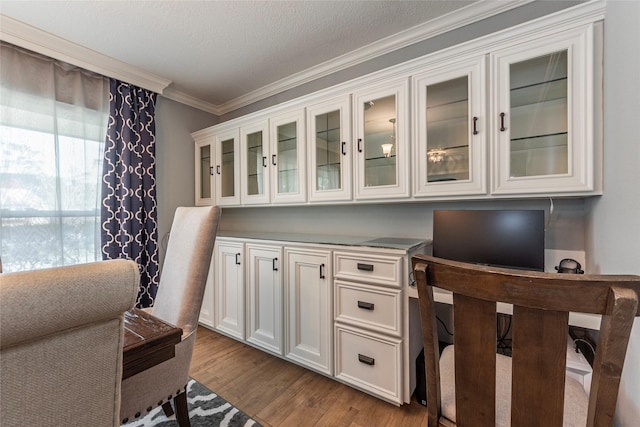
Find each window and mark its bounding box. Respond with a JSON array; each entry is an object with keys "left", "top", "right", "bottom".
[{"left": 0, "top": 42, "right": 109, "bottom": 272}]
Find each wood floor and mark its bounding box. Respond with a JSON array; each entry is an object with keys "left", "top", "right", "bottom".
[{"left": 190, "top": 326, "right": 428, "bottom": 427}]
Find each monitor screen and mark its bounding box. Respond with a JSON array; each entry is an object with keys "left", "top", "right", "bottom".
[{"left": 433, "top": 210, "right": 545, "bottom": 271}]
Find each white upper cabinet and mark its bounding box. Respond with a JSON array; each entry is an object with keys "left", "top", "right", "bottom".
[
  {"left": 353, "top": 78, "right": 410, "bottom": 200},
  {"left": 214, "top": 127, "right": 241, "bottom": 206},
  {"left": 490, "top": 25, "right": 596, "bottom": 195},
  {"left": 269, "top": 109, "right": 307, "bottom": 204},
  {"left": 307, "top": 95, "right": 352, "bottom": 202},
  {"left": 240, "top": 120, "right": 270, "bottom": 205},
  {"left": 412, "top": 56, "right": 487, "bottom": 197},
  {"left": 194, "top": 136, "right": 215, "bottom": 206}
]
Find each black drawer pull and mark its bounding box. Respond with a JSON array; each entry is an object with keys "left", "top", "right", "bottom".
[
  {"left": 357, "top": 263, "right": 374, "bottom": 272},
  {"left": 235, "top": 253, "right": 241, "bottom": 265},
  {"left": 272, "top": 257, "right": 278, "bottom": 271},
  {"left": 357, "top": 301, "right": 374, "bottom": 310},
  {"left": 358, "top": 354, "right": 375, "bottom": 366}
]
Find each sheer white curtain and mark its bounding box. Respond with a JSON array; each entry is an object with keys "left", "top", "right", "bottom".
[{"left": 0, "top": 42, "right": 109, "bottom": 272}]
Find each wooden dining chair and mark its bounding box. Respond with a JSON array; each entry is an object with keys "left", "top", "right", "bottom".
[{"left": 412, "top": 254, "right": 640, "bottom": 427}]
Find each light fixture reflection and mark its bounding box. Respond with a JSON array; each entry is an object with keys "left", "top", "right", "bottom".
[
  {"left": 427, "top": 149, "right": 447, "bottom": 163},
  {"left": 382, "top": 118, "right": 396, "bottom": 158}
]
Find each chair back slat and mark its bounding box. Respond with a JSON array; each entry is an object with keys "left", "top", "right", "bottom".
[
  {"left": 412, "top": 255, "right": 640, "bottom": 427},
  {"left": 414, "top": 266, "right": 443, "bottom": 427},
  {"left": 453, "top": 294, "right": 497, "bottom": 427},
  {"left": 511, "top": 305, "right": 569, "bottom": 427},
  {"left": 587, "top": 287, "right": 638, "bottom": 427}
]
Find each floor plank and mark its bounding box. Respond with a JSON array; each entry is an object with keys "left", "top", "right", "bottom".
[{"left": 190, "top": 326, "right": 427, "bottom": 427}]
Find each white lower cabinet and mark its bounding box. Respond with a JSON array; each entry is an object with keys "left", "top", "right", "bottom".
[
  {"left": 198, "top": 259, "right": 215, "bottom": 328},
  {"left": 333, "top": 251, "right": 405, "bottom": 404},
  {"left": 335, "top": 324, "right": 402, "bottom": 404},
  {"left": 285, "top": 248, "right": 333, "bottom": 375},
  {"left": 246, "top": 243, "right": 284, "bottom": 355},
  {"left": 214, "top": 241, "right": 245, "bottom": 340},
  {"left": 206, "top": 235, "right": 424, "bottom": 406}
]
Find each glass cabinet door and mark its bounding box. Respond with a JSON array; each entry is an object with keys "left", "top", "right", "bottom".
[
  {"left": 194, "top": 137, "right": 214, "bottom": 206},
  {"left": 269, "top": 109, "right": 306, "bottom": 203},
  {"left": 413, "top": 57, "right": 487, "bottom": 197},
  {"left": 353, "top": 79, "right": 409, "bottom": 200},
  {"left": 241, "top": 121, "right": 270, "bottom": 205},
  {"left": 307, "top": 96, "right": 351, "bottom": 202},
  {"left": 491, "top": 27, "right": 594, "bottom": 195},
  {"left": 215, "top": 128, "right": 240, "bottom": 206}
]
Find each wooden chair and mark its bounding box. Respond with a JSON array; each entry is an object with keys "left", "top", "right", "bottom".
[{"left": 412, "top": 254, "right": 640, "bottom": 427}]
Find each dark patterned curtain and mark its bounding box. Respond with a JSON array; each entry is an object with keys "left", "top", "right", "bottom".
[{"left": 101, "top": 79, "right": 159, "bottom": 307}]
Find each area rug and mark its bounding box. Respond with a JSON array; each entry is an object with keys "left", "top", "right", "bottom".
[{"left": 122, "top": 378, "right": 261, "bottom": 427}]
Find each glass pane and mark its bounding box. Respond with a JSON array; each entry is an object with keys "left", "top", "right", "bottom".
[
  {"left": 246, "top": 131, "right": 264, "bottom": 196},
  {"left": 315, "top": 110, "right": 341, "bottom": 191},
  {"left": 199, "top": 144, "right": 211, "bottom": 199},
  {"left": 277, "top": 122, "right": 298, "bottom": 194},
  {"left": 221, "top": 138, "right": 235, "bottom": 197},
  {"left": 363, "top": 95, "right": 396, "bottom": 187},
  {"left": 426, "top": 76, "right": 470, "bottom": 182},
  {"left": 509, "top": 51, "right": 568, "bottom": 177}
]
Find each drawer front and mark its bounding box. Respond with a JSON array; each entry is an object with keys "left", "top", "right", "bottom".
[
  {"left": 334, "top": 252, "right": 402, "bottom": 287},
  {"left": 335, "top": 281, "right": 401, "bottom": 336},
  {"left": 335, "top": 325, "right": 402, "bottom": 404}
]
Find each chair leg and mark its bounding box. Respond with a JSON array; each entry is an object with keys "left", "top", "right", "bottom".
[
  {"left": 174, "top": 391, "right": 191, "bottom": 427},
  {"left": 161, "top": 401, "right": 174, "bottom": 417}
]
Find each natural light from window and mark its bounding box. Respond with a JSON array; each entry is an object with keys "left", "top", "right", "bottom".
[{"left": 0, "top": 124, "right": 104, "bottom": 272}]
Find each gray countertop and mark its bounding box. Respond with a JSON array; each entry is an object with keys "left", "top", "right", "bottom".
[{"left": 217, "top": 231, "right": 429, "bottom": 251}]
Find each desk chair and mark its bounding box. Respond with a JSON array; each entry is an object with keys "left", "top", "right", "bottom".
[
  {"left": 412, "top": 254, "right": 640, "bottom": 427},
  {"left": 120, "top": 206, "right": 221, "bottom": 426}
]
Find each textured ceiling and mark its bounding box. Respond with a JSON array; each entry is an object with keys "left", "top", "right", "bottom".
[{"left": 1, "top": 1, "right": 482, "bottom": 110}]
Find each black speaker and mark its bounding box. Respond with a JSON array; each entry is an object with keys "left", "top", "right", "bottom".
[{"left": 414, "top": 348, "right": 427, "bottom": 406}]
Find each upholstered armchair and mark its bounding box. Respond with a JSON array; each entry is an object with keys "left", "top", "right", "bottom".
[
  {"left": 119, "top": 206, "right": 221, "bottom": 426},
  {"left": 0, "top": 259, "right": 140, "bottom": 427}
]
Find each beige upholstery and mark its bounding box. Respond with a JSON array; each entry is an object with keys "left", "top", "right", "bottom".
[
  {"left": 438, "top": 345, "right": 588, "bottom": 427},
  {"left": 119, "top": 206, "right": 221, "bottom": 425},
  {"left": 0, "top": 259, "right": 139, "bottom": 427}
]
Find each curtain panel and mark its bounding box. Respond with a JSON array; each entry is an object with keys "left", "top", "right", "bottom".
[
  {"left": 101, "top": 79, "right": 159, "bottom": 307},
  {"left": 0, "top": 42, "right": 109, "bottom": 272}
]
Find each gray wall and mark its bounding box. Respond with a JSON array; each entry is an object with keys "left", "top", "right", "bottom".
[
  {"left": 586, "top": 1, "right": 640, "bottom": 425},
  {"left": 155, "top": 96, "right": 217, "bottom": 263}
]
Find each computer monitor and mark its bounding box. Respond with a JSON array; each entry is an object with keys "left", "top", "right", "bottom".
[{"left": 432, "top": 209, "right": 545, "bottom": 271}]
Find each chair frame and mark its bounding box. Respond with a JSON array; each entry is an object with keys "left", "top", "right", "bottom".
[{"left": 412, "top": 254, "right": 640, "bottom": 427}]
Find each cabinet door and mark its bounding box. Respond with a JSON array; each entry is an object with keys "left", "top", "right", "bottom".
[
  {"left": 240, "top": 120, "right": 270, "bottom": 205},
  {"left": 214, "top": 128, "right": 241, "bottom": 206},
  {"left": 307, "top": 96, "right": 352, "bottom": 202},
  {"left": 269, "top": 110, "right": 306, "bottom": 204},
  {"left": 246, "top": 244, "right": 283, "bottom": 355},
  {"left": 285, "top": 248, "right": 333, "bottom": 375},
  {"left": 353, "top": 78, "right": 410, "bottom": 200},
  {"left": 214, "top": 241, "right": 245, "bottom": 340},
  {"left": 413, "top": 57, "right": 487, "bottom": 197},
  {"left": 491, "top": 25, "right": 595, "bottom": 195},
  {"left": 198, "top": 256, "right": 215, "bottom": 328},
  {"left": 194, "top": 137, "right": 214, "bottom": 206}
]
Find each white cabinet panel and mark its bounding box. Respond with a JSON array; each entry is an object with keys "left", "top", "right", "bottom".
[
  {"left": 246, "top": 244, "right": 283, "bottom": 355},
  {"left": 215, "top": 241, "right": 245, "bottom": 339},
  {"left": 285, "top": 248, "right": 333, "bottom": 375}
]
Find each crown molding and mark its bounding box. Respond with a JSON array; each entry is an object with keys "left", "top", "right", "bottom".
[
  {"left": 0, "top": 14, "right": 172, "bottom": 94},
  {"left": 215, "top": 0, "right": 534, "bottom": 114},
  {"left": 162, "top": 87, "right": 223, "bottom": 115}
]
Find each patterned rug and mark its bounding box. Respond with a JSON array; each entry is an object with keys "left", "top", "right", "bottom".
[{"left": 122, "top": 378, "right": 261, "bottom": 427}]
